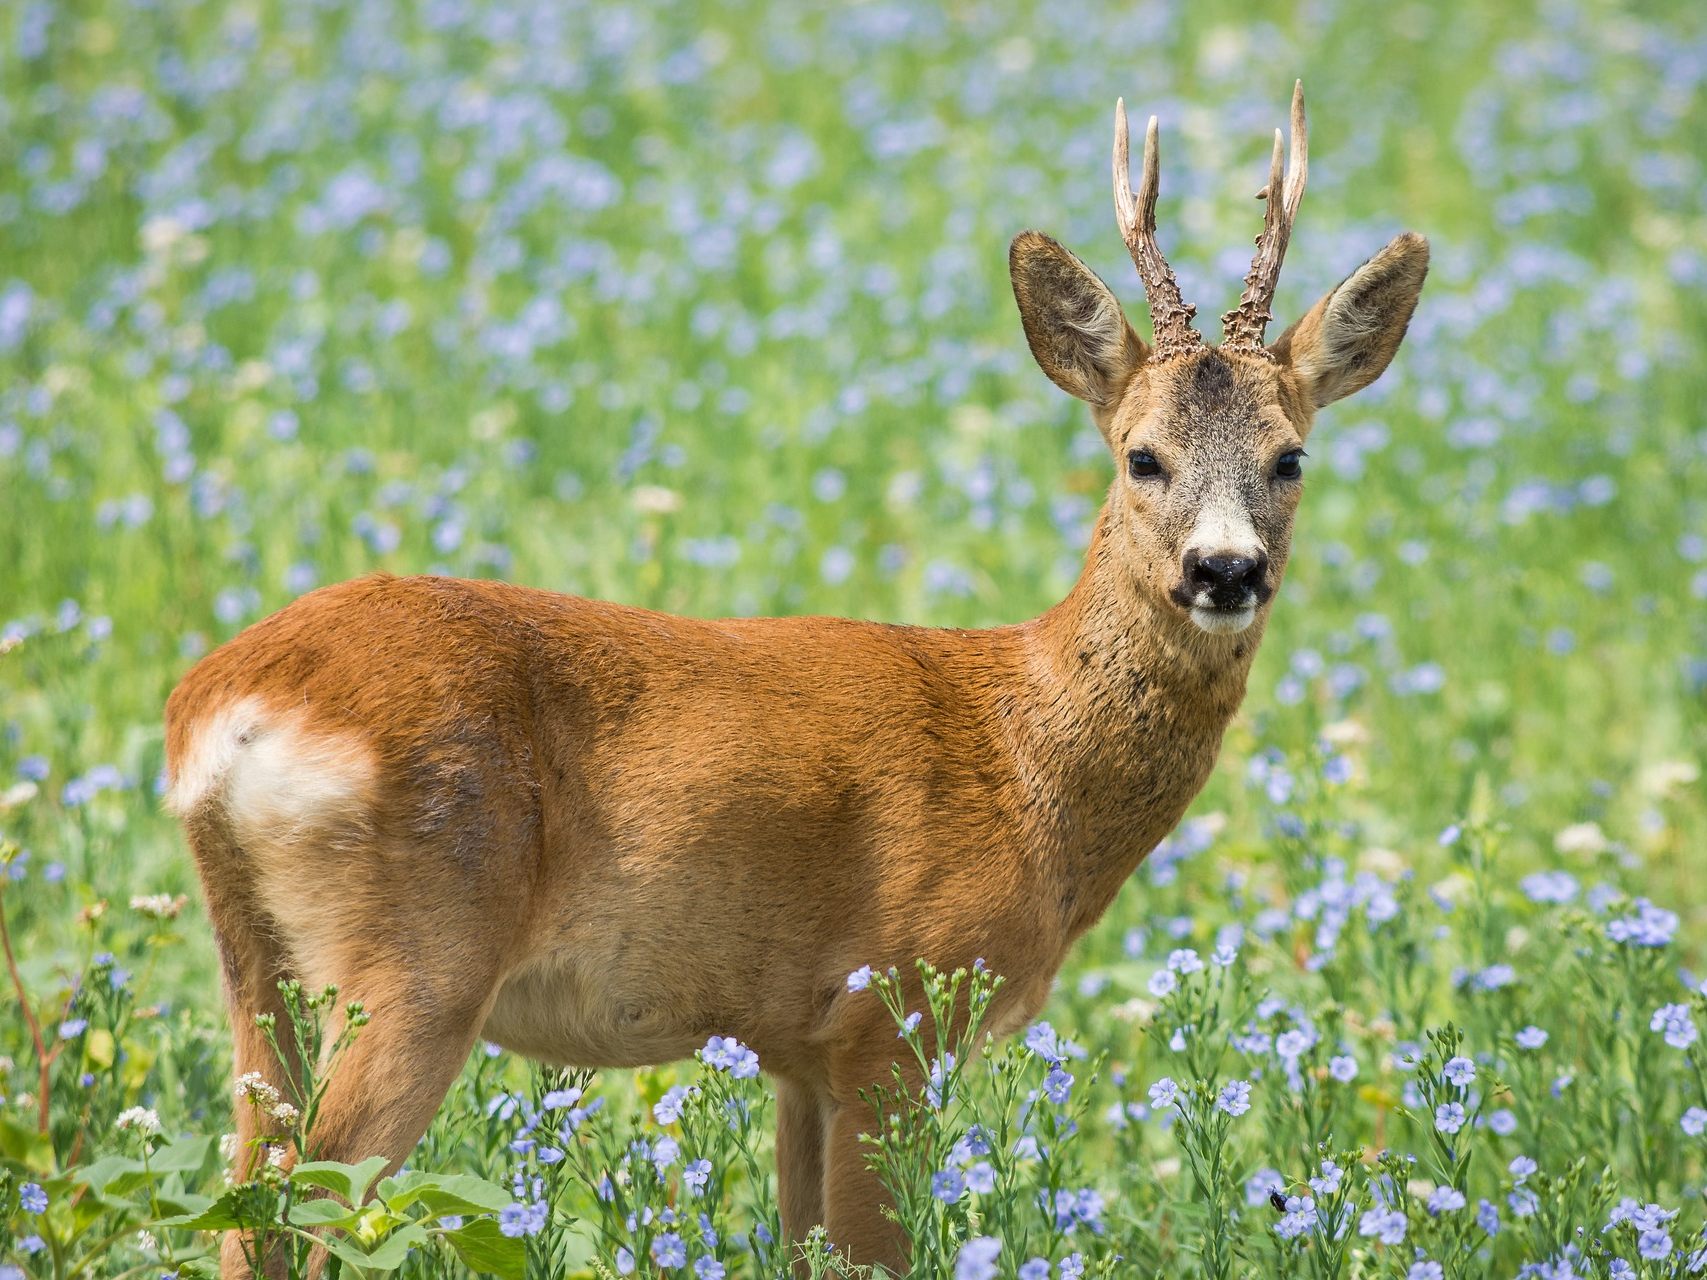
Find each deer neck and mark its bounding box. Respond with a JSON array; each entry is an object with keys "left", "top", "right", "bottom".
[{"left": 1015, "top": 505, "right": 1265, "bottom": 936}]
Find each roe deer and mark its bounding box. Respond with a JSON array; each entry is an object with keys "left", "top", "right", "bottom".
[{"left": 165, "top": 81, "right": 1428, "bottom": 1275}]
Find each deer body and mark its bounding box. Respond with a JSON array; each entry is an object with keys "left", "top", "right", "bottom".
[{"left": 168, "top": 84, "right": 1429, "bottom": 1275}]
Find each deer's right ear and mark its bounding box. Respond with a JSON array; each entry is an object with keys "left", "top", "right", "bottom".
[{"left": 1009, "top": 231, "right": 1149, "bottom": 410}]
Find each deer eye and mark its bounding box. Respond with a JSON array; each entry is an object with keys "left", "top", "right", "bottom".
[
  {"left": 1274, "top": 449, "right": 1305, "bottom": 480},
  {"left": 1128, "top": 449, "right": 1162, "bottom": 480}
]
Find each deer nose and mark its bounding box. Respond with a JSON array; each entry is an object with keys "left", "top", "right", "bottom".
[{"left": 1184, "top": 548, "right": 1268, "bottom": 605}]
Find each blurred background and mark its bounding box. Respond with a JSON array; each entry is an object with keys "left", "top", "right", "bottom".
[{"left": 1, "top": 0, "right": 1703, "bottom": 965}]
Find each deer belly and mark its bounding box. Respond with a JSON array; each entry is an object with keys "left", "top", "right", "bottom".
[{"left": 481, "top": 946, "right": 712, "bottom": 1069}]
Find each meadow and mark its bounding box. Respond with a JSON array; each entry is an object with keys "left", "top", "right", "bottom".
[{"left": 2, "top": 0, "right": 1706, "bottom": 1275}]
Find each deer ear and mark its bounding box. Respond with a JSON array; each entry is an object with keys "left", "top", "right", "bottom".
[
  {"left": 1010, "top": 231, "right": 1149, "bottom": 409},
  {"left": 1272, "top": 231, "right": 1429, "bottom": 408}
]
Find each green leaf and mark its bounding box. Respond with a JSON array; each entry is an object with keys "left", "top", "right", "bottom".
[
  {"left": 154, "top": 1185, "right": 253, "bottom": 1232},
  {"left": 443, "top": 1216, "right": 525, "bottom": 1280},
  {"left": 0, "top": 1113, "right": 55, "bottom": 1171},
  {"left": 378, "top": 1170, "right": 512, "bottom": 1217},
  {"left": 287, "top": 1198, "right": 363, "bottom": 1228},
  {"left": 320, "top": 1222, "right": 430, "bottom": 1272},
  {"left": 292, "top": 1155, "right": 391, "bottom": 1205},
  {"left": 149, "top": 1133, "right": 217, "bottom": 1176},
  {"left": 70, "top": 1154, "right": 146, "bottom": 1196}
]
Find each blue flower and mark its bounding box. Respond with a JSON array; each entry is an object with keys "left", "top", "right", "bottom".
[
  {"left": 898, "top": 1011, "right": 922, "bottom": 1037},
  {"left": 846, "top": 965, "right": 873, "bottom": 992},
  {"left": 1477, "top": 1200, "right": 1502, "bottom": 1236},
  {"left": 1328, "top": 1054, "right": 1358, "bottom": 1082},
  {"left": 683, "top": 1159, "right": 711, "bottom": 1194},
  {"left": 954, "top": 1236, "right": 1001, "bottom": 1280},
  {"left": 932, "top": 1168, "right": 965, "bottom": 1203},
  {"left": 1515, "top": 1026, "right": 1548, "bottom": 1050},
  {"left": 1638, "top": 1229, "right": 1673, "bottom": 1261},
  {"left": 59, "top": 1018, "right": 89, "bottom": 1039},
  {"left": 966, "top": 1162, "right": 996, "bottom": 1194},
  {"left": 1408, "top": 1261, "right": 1443, "bottom": 1280},
  {"left": 700, "top": 1036, "right": 759, "bottom": 1079},
  {"left": 20, "top": 1182, "right": 48, "bottom": 1214},
  {"left": 1650, "top": 1003, "right": 1698, "bottom": 1049},
  {"left": 1358, "top": 1207, "right": 1407, "bottom": 1245},
  {"left": 1043, "top": 1064, "right": 1074, "bottom": 1105},
  {"left": 653, "top": 1086, "right": 692, "bottom": 1125},
  {"left": 1443, "top": 1055, "right": 1476, "bottom": 1086},
  {"left": 1216, "top": 1080, "right": 1252, "bottom": 1117},
  {"left": 1148, "top": 1078, "right": 1179, "bottom": 1108},
  {"left": 1434, "top": 1102, "right": 1466, "bottom": 1134},
  {"left": 1428, "top": 1187, "right": 1467, "bottom": 1213},
  {"left": 694, "top": 1258, "right": 725, "bottom": 1279},
  {"left": 651, "top": 1233, "right": 687, "bottom": 1268},
  {"left": 1018, "top": 1260, "right": 1051, "bottom": 1280},
  {"left": 498, "top": 1200, "right": 546, "bottom": 1237}
]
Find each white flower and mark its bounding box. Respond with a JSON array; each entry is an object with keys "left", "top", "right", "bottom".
[
  {"left": 116, "top": 1106, "right": 161, "bottom": 1136},
  {"left": 631, "top": 485, "right": 682, "bottom": 515},
  {"left": 1553, "top": 822, "right": 1607, "bottom": 856},
  {"left": 129, "top": 893, "right": 187, "bottom": 921}
]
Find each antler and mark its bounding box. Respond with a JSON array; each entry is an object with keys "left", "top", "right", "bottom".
[
  {"left": 1221, "top": 80, "right": 1308, "bottom": 353},
  {"left": 1113, "top": 98, "right": 1203, "bottom": 362}
]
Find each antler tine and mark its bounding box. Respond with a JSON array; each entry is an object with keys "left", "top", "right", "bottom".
[
  {"left": 1222, "top": 80, "right": 1309, "bottom": 353},
  {"left": 1113, "top": 97, "right": 1202, "bottom": 362}
]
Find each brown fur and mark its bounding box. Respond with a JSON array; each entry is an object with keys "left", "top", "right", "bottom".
[{"left": 166, "top": 182, "right": 1427, "bottom": 1280}]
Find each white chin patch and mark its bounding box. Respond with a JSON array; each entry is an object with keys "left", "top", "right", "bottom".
[{"left": 1190, "top": 605, "right": 1256, "bottom": 635}]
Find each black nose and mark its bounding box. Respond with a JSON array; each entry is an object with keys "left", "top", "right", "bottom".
[{"left": 1184, "top": 549, "right": 1268, "bottom": 605}]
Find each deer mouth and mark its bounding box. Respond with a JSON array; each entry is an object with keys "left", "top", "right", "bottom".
[{"left": 1188, "top": 603, "right": 1257, "bottom": 635}]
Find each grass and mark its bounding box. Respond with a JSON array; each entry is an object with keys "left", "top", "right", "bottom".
[{"left": 1, "top": 0, "right": 1704, "bottom": 1275}]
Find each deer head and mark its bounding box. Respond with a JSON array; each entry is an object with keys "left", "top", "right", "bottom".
[{"left": 1011, "top": 82, "right": 1429, "bottom": 637}]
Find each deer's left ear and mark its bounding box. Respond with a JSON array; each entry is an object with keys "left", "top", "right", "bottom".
[
  {"left": 1271, "top": 232, "right": 1429, "bottom": 408},
  {"left": 1010, "top": 230, "right": 1149, "bottom": 411}
]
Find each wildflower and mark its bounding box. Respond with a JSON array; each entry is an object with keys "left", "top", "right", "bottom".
[
  {"left": 1216, "top": 1079, "right": 1252, "bottom": 1117},
  {"left": 1246, "top": 1168, "right": 1285, "bottom": 1205},
  {"left": 1681, "top": 1107, "right": 1707, "bottom": 1136},
  {"left": 1515, "top": 1026, "right": 1548, "bottom": 1049},
  {"left": 1607, "top": 900, "right": 1679, "bottom": 947},
  {"left": 694, "top": 1259, "right": 725, "bottom": 1279},
  {"left": 541, "top": 1087, "right": 583, "bottom": 1109},
  {"left": 1409, "top": 1262, "right": 1444, "bottom": 1280},
  {"left": 1025, "top": 1021, "right": 1081, "bottom": 1064},
  {"left": 20, "top": 1182, "right": 47, "bottom": 1214},
  {"left": 683, "top": 1159, "right": 711, "bottom": 1194},
  {"left": 1275, "top": 1194, "right": 1318, "bottom": 1240},
  {"left": 1609, "top": 1260, "right": 1635, "bottom": 1279},
  {"left": 899, "top": 1011, "right": 922, "bottom": 1037},
  {"left": 654, "top": 1086, "right": 692, "bottom": 1125},
  {"left": 1650, "top": 1003, "right": 1698, "bottom": 1049},
  {"left": 498, "top": 1200, "right": 547, "bottom": 1237},
  {"left": 1060, "top": 1254, "right": 1086, "bottom": 1278},
  {"left": 1019, "top": 1261, "right": 1051, "bottom": 1280},
  {"left": 116, "top": 1106, "right": 162, "bottom": 1135},
  {"left": 59, "top": 1018, "right": 89, "bottom": 1039},
  {"left": 1043, "top": 1064, "right": 1074, "bottom": 1104},
  {"left": 615, "top": 1247, "right": 635, "bottom": 1274},
  {"left": 967, "top": 1162, "right": 996, "bottom": 1194},
  {"left": 1329, "top": 1054, "right": 1358, "bottom": 1082},
  {"left": 1485, "top": 1108, "right": 1517, "bottom": 1136},
  {"left": 1358, "top": 1207, "right": 1407, "bottom": 1245},
  {"left": 1428, "top": 1186, "right": 1467, "bottom": 1213},
  {"left": 1443, "top": 1055, "right": 1476, "bottom": 1086},
  {"left": 1509, "top": 1187, "right": 1539, "bottom": 1218},
  {"left": 933, "top": 1168, "right": 966, "bottom": 1203},
  {"left": 700, "top": 1036, "right": 759, "bottom": 1079},
  {"left": 955, "top": 1237, "right": 1001, "bottom": 1280},
  {"left": 1478, "top": 1200, "right": 1502, "bottom": 1235},
  {"left": 1147, "top": 968, "right": 1178, "bottom": 997},
  {"left": 1148, "top": 1077, "right": 1179, "bottom": 1108},
  {"left": 1510, "top": 1155, "right": 1538, "bottom": 1180},
  {"left": 130, "top": 892, "right": 188, "bottom": 920},
  {"left": 1310, "top": 1160, "right": 1343, "bottom": 1196},
  {"left": 1640, "top": 1230, "right": 1674, "bottom": 1261},
  {"left": 1276, "top": 1028, "right": 1316, "bottom": 1059},
  {"left": 652, "top": 1135, "right": 680, "bottom": 1173},
  {"left": 652, "top": 1233, "right": 688, "bottom": 1268},
  {"left": 1212, "top": 944, "right": 1238, "bottom": 966},
  {"left": 1167, "top": 947, "right": 1203, "bottom": 973},
  {"left": 846, "top": 965, "right": 873, "bottom": 992},
  {"left": 1434, "top": 1102, "right": 1466, "bottom": 1134},
  {"left": 19, "top": 1235, "right": 46, "bottom": 1254}
]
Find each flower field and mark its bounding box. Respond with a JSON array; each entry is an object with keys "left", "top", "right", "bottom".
[{"left": 2, "top": 0, "right": 1705, "bottom": 1276}]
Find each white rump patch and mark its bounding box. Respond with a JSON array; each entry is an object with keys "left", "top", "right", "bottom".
[{"left": 167, "top": 697, "right": 375, "bottom": 841}]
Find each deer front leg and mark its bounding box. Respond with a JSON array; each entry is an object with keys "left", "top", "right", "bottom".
[{"left": 822, "top": 1100, "right": 908, "bottom": 1275}]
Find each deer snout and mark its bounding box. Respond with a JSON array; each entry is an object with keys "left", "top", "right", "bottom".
[{"left": 1182, "top": 547, "right": 1270, "bottom": 609}]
